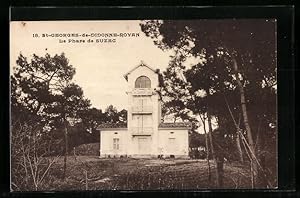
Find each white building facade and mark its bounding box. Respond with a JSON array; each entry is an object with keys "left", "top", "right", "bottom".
[{"left": 98, "top": 62, "right": 190, "bottom": 158}]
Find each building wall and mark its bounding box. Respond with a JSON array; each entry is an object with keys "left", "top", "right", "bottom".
[
  {"left": 158, "top": 129, "right": 189, "bottom": 157},
  {"left": 100, "top": 129, "right": 128, "bottom": 157},
  {"left": 100, "top": 128, "right": 189, "bottom": 158}
]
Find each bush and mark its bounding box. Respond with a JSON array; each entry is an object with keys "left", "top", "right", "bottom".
[{"left": 73, "top": 143, "right": 100, "bottom": 156}]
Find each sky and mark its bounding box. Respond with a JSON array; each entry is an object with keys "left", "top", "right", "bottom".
[
  {"left": 10, "top": 20, "right": 173, "bottom": 111},
  {"left": 9, "top": 19, "right": 277, "bottom": 134},
  {"left": 10, "top": 20, "right": 219, "bottom": 133}
]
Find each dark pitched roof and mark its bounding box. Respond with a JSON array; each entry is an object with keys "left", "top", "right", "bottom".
[
  {"left": 97, "top": 122, "right": 191, "bottom": 130},
  {"left": 97, "top": 123, "right": 127, "bottom": 129},
  {"left": 158, "top": 122, "right": 192, "bottom": 128}
]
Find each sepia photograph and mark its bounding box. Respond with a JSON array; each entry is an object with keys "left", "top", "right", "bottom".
[{"left": 10, "top": 19, "right": 277, "bottom": 191}]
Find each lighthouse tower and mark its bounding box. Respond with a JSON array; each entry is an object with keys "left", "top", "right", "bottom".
[
  {"left": 98, "top": 61, "right": 189, "bottom": 158},
  {"left": 123, "top": 61, "right": 161, "bottom": 157}
]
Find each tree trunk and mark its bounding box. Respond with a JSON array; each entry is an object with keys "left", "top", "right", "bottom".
[
  {"left": 63, "top": 119, "right": 68, "bottom": 180},
  {"left": 256, "top": 129, "right": 267, "bottom": 187},
  {"left": 236, "top": 132, "right": 244, "bottom": 163},
  {"left": 236, "top": 115, "right": 244, "bottom": 163},
  {"left": 215, "top": 117, "right": 225, "bottom": 188},
  {"left": 232, "top": 57, "right": 258, "bottom": 186},
  {"left": 207, "top": 110, "right": 221, "bottom": 188},
  {"left": 216, "top": 158, "right": 224, "bottom": 187},
  {"left": 200, "top": 114, "right": 211, "bottom": 183}
]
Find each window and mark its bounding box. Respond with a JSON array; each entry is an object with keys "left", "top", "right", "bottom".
[
  {"left": 113, "top": 138, "right": 120, "bottom": 150},
  {"left": 169, "top": 138, "right": 176, "bottom": 144},
  {"left": 168, "top": 138, "right": 177, "bottom": 152},
  {"left": 135, "top": 76, "right": 151, "bottom": 88}
]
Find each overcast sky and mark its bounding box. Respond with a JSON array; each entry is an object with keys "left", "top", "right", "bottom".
[{"left": 10, "top": 20, "right": 173, "bottom": 111}]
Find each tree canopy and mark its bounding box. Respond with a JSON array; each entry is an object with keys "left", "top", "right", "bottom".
[{"left": 140, "top": 19, "right": 277, "bottom": 188}]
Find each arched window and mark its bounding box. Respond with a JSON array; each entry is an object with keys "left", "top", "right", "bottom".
[{"left": 135, "top": 76, "right": 151, "bottom": 88}]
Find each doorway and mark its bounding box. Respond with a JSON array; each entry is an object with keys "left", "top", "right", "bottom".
[{"left": 137, "top": 137, "right": 151, "bottom": 154}]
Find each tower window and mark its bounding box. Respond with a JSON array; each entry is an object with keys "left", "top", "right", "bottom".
[{"left": 135, "top": 76, "right": 151, "bottom": 88}]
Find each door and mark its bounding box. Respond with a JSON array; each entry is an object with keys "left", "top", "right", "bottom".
[
  {"left": 138, "top": 137, "right": 151, "bottom": 154},
  {"left": 132, "top": 114, "right": 152, "bottom": 134},
  {"left": 133, "top": 96, "right": 151, "bottom": 112}
]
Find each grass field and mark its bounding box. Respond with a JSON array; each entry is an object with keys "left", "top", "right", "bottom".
[{"left": 40, "top": 156, "right": 252, "bottom": 191}]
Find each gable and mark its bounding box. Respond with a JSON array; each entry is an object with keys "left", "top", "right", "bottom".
[{"left": 124, "top": 61, "right": 157, "bottom": 81}]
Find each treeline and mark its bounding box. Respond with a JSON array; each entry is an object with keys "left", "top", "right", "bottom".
[
  {"left": 141, "top": 19, "right": 277, "bottom": 188},
  {"left": 11, "top": 53, "right": 126, "bottom": 190}
]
